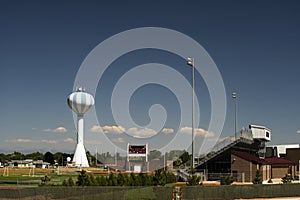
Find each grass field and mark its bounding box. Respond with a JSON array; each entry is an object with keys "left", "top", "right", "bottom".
[{"left": 0, "top": 167, "right": 86, "bottom": 186}]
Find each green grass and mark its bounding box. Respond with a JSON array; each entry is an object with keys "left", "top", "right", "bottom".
[{"left": 0, "top": 171, "right": 79, "bottom": 186}]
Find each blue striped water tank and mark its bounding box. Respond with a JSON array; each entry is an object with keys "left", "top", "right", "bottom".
[{"left": 67, "top": 89, "right": 94, "bottom": 114}]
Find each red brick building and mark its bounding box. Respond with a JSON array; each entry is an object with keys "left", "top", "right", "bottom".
[{"left": 231, "top": 151, "right": 296, "bottom": 182}]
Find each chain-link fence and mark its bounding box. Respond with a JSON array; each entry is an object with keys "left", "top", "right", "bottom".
[
  {"left": 183, "top": 184, "right": 300, "bottom": 200},
  {"left": 0, "top": 184, "right": 300, "bottom": 200},
  {"left": 0, "top": 186, "right": 168, "bottom": 200}
]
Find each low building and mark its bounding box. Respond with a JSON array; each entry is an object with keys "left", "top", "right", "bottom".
[
  {"left": 265, "top": 157, "right": 296, "bottom": 179},
  {"left": 231, "top": 151, "right": 271, "bottom": 182},
  {"left": 8, "top": 159, "right": 50, "bottom": 169},
  {"left": 231, "top": 151, "right": 296, "bottom": 182}
]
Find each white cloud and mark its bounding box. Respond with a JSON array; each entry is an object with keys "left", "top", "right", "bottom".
[
  {"left": 5, "top": 139, "right": 58, "bottom": 144},
  {"left": 297, "top": 130, "right": 300, "bottom": 134},
  {"left": 16, "top": 139, "right": 34, "bottom": 143},
  {"left": 42, "top": 127, "right": 67, "bottom": 133},
  {"left": 180, "top": 127, "right": 214, "bottom": 137},
  {"left": 112, "top": 137, "right": 125, "bottom": 143},
  {"left": 41, "top": 140, "right": 57, "bottom": 144},
  {"left": 89, "top": 125, "right": 125, "bottom": 134},
  {"left": 89, "top": 125, "right": 102, "bottom": 133},
  {"left": 103, "top": 125, "right": 125, "bottom": 134},
  {"left": 53, "top": 127, "right": 67, "bottom": 133},
  {"left": 64, "top": 138, "right": 75, "bottom": 143},
  {"left": 127, "top": 127, "right": 156, "bottom": 138},
  {"left": 161, "top": 128, "right": 174, "bottom": 134},
  {"left": 90, "top": 125, "right": 175, "bottom": 138}
]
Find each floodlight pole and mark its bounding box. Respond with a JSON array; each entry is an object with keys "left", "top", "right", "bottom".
[
  {"left": 187, "top": 57, "right": 195, "bottom": 169},
  {"left": 232, "top": 92, "right": 237, "bottom": 140}
]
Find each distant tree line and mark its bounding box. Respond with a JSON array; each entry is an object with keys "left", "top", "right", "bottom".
[
  {"left": 1, "top": 150, "right": 192, "bottom": 167},
  {"left": 62, "top": 169, "right": 177, "bottom": 187},
  {"left": 96, "top": 150, "right": 191, "bottom": 167},
  {"left": 0, "top": 151, "right": 74, "bottom": 165}
]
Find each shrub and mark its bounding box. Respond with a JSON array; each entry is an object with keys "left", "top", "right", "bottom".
[
  {"left": 68, "top": 177, "right": 75, "bottom": 186},
  {"left": 221, "top": 175, "right": 234, "bottom": 185},
  {"left": 253, "top": 170, "right": 263, "bottom": 184},
  {"left": 282, "top": 174, "right": 292, "bottom": 183},
  {"left": 62, "top": 179, "right": 68, "bottom": 186},
  {"left": 41, "top": 174, "right": 51, "bottom": 185},
  {"left": 186, "top": 168, "right": 200, "bottom": 186},
  {"left": 77, "top": 170, "right": 91, "bottom": 186}
]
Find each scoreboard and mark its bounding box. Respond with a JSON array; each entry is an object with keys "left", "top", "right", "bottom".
[
  {"left": 127, "top": 144, "right": 148, "bottom": 161},
  {"left": 127, "top": 143, "right": 148, "bottom": 170},
  {"left": 128, "top": 145, "right": 147, "bottom": 154}
]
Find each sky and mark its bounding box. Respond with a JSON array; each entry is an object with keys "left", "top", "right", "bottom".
[{"left": 0, "top": 1, "right": 299, "bottom": 156}]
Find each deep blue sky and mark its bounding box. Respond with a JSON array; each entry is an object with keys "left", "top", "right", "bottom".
[{"left": 0, "top": 1, "right": 299, "bottom": 154}]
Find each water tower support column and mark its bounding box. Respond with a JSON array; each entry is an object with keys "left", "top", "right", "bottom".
[
  {"left": 77, "top": 114, "right": 84, "bottom": 144},
  {"left": 73, "top": 114, "right": 89, "bottom": 167}
]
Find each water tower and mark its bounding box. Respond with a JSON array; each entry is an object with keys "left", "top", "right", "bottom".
[{"left": 67, "top": 87, "right": 94, "bottom": 167}]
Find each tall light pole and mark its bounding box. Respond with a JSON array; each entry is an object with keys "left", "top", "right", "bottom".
[
  {"left": 187, "top": 57, "right": 195, "bottom": 169},
  {"left": 232, "top": 92, "right": 237, "bottom": 140}
]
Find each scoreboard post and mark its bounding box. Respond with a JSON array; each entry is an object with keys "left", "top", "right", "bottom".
[{"left": 127, "top": 143, "right": 148, "bottom": 172}]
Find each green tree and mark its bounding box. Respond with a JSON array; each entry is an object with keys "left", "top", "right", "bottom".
[
  {"left": 107, "top": 173, "right": 117, "bottom": 186},
  {"left": 62, "top": 177, "right": 75, "bottom": 186},
  {"left": 10, "top": 151, "right": 25, "bottom": 160},
  {"left": 149, "top": 150, "right": 162, "bottom": 160},
  {"left": 86, "top": 151, "right": 96, "bottom": 167},
  {"left": 77, "top": 170, "right": 91, "bottom": 186},
  {"left": 129, "top": 173, "right": 137, "bottom": 186},
  {"left": 117, "top": 173, "right": 127, "bottom": 186},
  {"left": 173, "top": 158, "right": 183, "bottom": 167},
  {"left": 62, "top": 179, "right": 68, "bottom": 186},
  {"left": 0, "top": 153, "right": 8, "bottom": 163},
  {"left": 166, "top": 172, "right": 177, "bottom": 184},
  {"left": 153, "top": 169, "right": 167, "bottom": 186},
  {"left": 141, "top": 173, "right": 152, "bottom": 186},
  {"left": 186, "top": 168, "right": 200, "bottom": 186},
  {"left": 44, "top": 152, "right": 55, "bottom": 164},
  {"left": 253, "top": 170, "right": 263, "bottom": 184},
  {"left": 180, "top": 151, "right": 190, "bottom": 164},
  {"left": 96, "top": 175, "right": 108, "bottom": 186},
  {"left": 166, "top": 150, "right": 185, "bottom": 160},
  {"left": 26, "top": 152, "right": 44, "bottom": 160},
  {"left": 89, "top": 174, "right": 97, "bottom": 186},
  {"left": 135, "top": 174, "right": 143, "bottom": 186},
  {"left": 54, "top": 152, "right": 63, "bottom": 165},
  {"left": 68, "top": 177, "right": 75, "bottom": 186}
]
